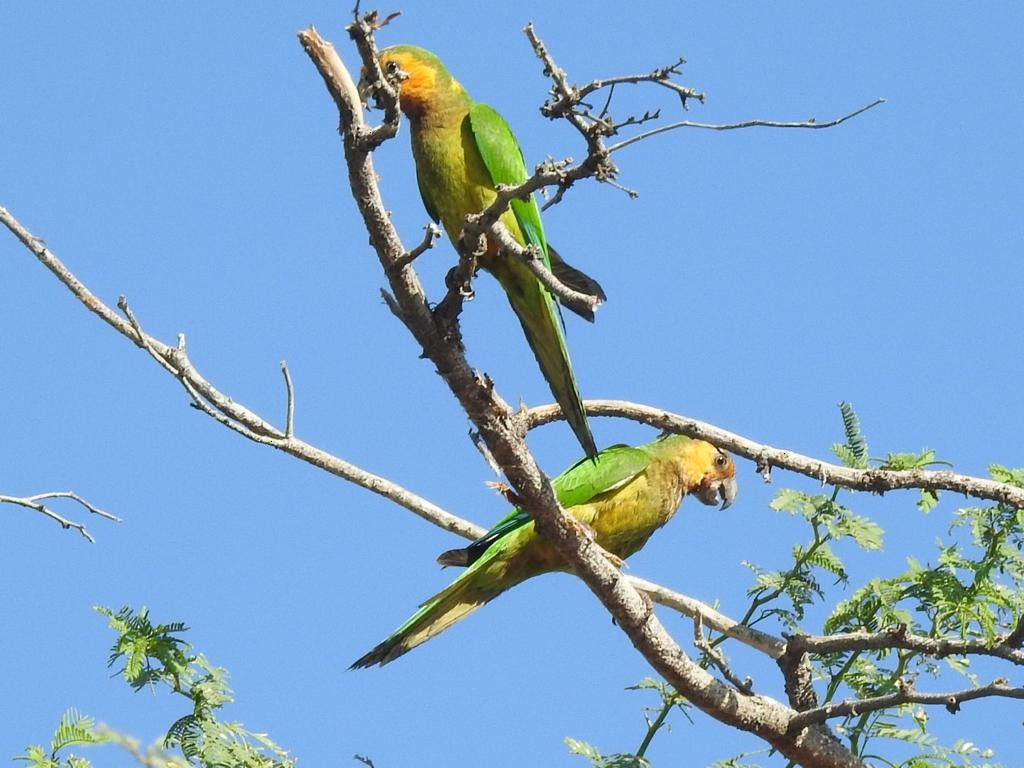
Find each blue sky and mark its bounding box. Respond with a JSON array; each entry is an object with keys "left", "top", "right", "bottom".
[{"left": 3, "top": 3, "right": 1022, "bottom": 766}]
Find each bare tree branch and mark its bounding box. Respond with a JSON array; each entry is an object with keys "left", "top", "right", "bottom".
[
  {"left": 0, "top": 205, "right": 481, "bottom": 541},
  {"left": 461, "top": 216, "right": 601, "bottom": 318},
  {"left": 1, "top": 491, "right": 120, "bottom": 543},
  {"left": 628, "top": 575, "right": 786, "bottom": 659},
  {"left": 607, "top": 98, "right": 887, "bottom": 154},
  {"left": 434, "top": 23, "right": 882, "bottom": 337},
  {"left": 788, "top": 678, "right": 1024, "bottom": 731},
  {"left": 389, "top": 222, "right": 441, "bottom": 274},
  {"left": 694, "top": 614, "right": 754, "bottom": 694},
  {"left": 778, "top": 642, "right": 822, "bottom": 714},
  {"left": 8, "top": 176, "right": 1019, "bottom": 763},
  {"left": 520, "top": 21, "right": 883, "bottom": 216},
  {"left": 520, "top": 401, "right": 1024, "bottom": 509},
  {"left": 572, "top": 57, "right": 706, "bottom": 109},
  {"left": 787, "top": 626, "right": 1024, "bottom": 667}
]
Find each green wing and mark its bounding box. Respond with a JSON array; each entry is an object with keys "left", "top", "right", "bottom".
[
  {"left": 468, "top": 102, "right": 549, "bottom": 261},
  {"left": 554, "top": 444, "right": 650, "bottom": 507},
  {"left": 438, "top": 444, "right": 651, "bottom": 567},
  {"left": 467, "top": 102, "right": 598, "bottom": 461},
  {"left": 468, "top": 104, "right": 607, "bottom": 318}
]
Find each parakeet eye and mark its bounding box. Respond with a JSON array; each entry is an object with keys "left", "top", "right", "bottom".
[
  {"left": 385, "top": 59, "right": 401, "bottom": 74},
  {"left": 715, "top": 451, "right": 729, "bottom": 469}
]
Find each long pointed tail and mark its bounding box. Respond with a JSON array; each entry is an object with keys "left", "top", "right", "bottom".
[
  {"left": 501, "top": 263, "right": 598, "bottom": 459},
  {"left": 547, "top": 245, "right": 606, "bottom": 323},
  {"left": 350, "top": 566, "right": 505, "bottom": 668}
]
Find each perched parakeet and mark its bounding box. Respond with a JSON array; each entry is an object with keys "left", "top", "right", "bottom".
[
  {"left": 365, "top": 45, "right": 604, "bottom": 458},
  {"left": 351, "top": 434, "right": 737, "bottom": 667}
]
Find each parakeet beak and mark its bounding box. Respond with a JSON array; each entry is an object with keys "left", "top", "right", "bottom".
[
  {"left": 717, "top": 476, "right": 738, "bottom": 510},
  {"left": 694, "top": 475, "right": 738, "bottom": 509}
]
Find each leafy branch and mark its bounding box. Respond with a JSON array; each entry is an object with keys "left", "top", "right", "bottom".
[
  {"left": 566, "top": 678, "right": 691, "bottom": 768},
  {"left": 604, "top": 404, "right": 1021, "bottom": 763},
  {"left": 98, "top": 606, "right": 293, "bottom": 767},
  {"left": 15, "top": 608, "right": 292, "bottom": 768}
]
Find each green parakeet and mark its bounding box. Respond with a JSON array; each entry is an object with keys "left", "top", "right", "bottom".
[
  {"left": 367, "top": 45, "right": 604, "bottom": 458},
  {"left": 351, "top": 434, "right": 737, "bottom": 667}
]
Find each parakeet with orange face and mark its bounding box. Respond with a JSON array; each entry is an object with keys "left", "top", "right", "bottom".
[
  {"left": 363, "top": 45, "right": 604, "bottom": 458},
  {"left": 351, "top": 434, "right": 737, "bottom": 667}
]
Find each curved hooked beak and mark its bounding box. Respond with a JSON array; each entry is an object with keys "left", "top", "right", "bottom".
[
  {"left": 717, "top": 476, "right": 738, "bottom": 510},
  {"left": 695, "top": 475, "right": 738, "bottom": 510}
]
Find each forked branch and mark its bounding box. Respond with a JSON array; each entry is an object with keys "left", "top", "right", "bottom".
[{"left": 1, "top": 490, "right": 119, "bottom": 543}]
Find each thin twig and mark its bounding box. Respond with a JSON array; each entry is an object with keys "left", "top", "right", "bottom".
[
  {"left": 389, "top": 222, "right": 441, "bottom": 274},
  {"left": 521, "top": 20, "right": 883, "bottom": 231},
  {"left": 572, "top": 58, "right": 705, "bottom": 109},
  {"left": 694, "top": 614, "right": 754, "bottom": 693},
  {"left": 281, "top": 361, "right": 295, "bottom": 438},
  {"left": 463, "top": 217, "right": 601, "bottom": 318},
  {"left": 608, "top": 98, "right": 887, "bottom": 154},
  {"left": 341, "top": 19, "right": 400, "bottom": 149},
  {"left": 1, "top": 491, "right": 120, "bottom": 543}
]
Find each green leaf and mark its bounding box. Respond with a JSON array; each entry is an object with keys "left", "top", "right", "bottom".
[
  {"left": 877, "top": 450, "right": 952, "bottom": 472},
  {"left": 918, "top": 490, "right": 940, "bottom": 513},
  {"left": 51, "top": 709, "right": 105, "bottom": 755},
  {"left": 13, "top": 745, "right": 58, "bottom": 768},
  {"left": 833, "top": 401, "right": 869, "bottom": 469},
  {"left": 803, "top": 541, "right": 848, "bottom": 581},
  {"left": 769, "top": 489, "right": 814, "bottom": 515},
  {"left": 565, "top": 738, "right": 602, "bottom": 761},
  {"left": 988, "top": 464, "right": 1024, "bottom": 487},
  {"left": 827, "top": 512, "right": 885, "bottom": 551}
]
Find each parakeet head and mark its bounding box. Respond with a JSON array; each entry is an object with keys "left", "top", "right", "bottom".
[
  {"left": 360, "top": 45, "right": 463, "bottom": 118},
  {"left": 686, "top": 440, "right": 738, "bottom": 509}
]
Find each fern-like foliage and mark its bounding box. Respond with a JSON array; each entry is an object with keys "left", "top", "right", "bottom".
[
  {"left": 832, "top": 401, "right": 869, "bottom": 469},
  {"left": 97, "top": 606, "right": 294, "bottom": 768},
  {"left": 815, "top": 468, "right": 1024, "bottom": 765},
  {"left": 877, "top": 449, "right": 954, "bottom": 512},
  {"left": 97, "top": 606, "right": 190, "bottom": 691},
  {"left": 566, "top": 678, "right": 693, "bottom": 768},
  {"left": 14, "top": 709, "right": 106, "bottom": 768},
  {"left": 16, "top": 609, "right": 294, "bottom": 768},
  {"left": 565, "top": 737, "right": 649, "bottom": 768},
  {"left": 732, "top": 406, "right": 1016, "bottom": 766},
  {"left": 50, "top": 710, "right": 104, "bottom": 756}
]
